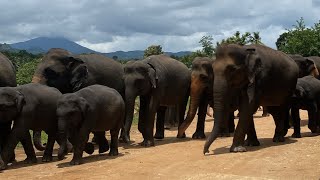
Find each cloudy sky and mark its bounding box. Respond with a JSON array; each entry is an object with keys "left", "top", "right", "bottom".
[{"left": 0, "top": 0, "right": 319, "bottom": 53}]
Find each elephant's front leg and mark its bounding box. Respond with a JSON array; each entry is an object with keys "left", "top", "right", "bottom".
[
  {"left": 307, "top": 103, "right": 318, "bottom": 133},
  {"left": 154, "top": 106, "right": 167, "bottom": 139},
  {"left": 141, "top": 97, "right": 159, "bottom": 147},
  {"left": 192, "top": 98, "right": 207, "bottom": 139},
  {"left": 109, "top": 128, "right": 120, "bottom": 156},
  {"left": 20, "top": 130, "right": 37, "bottom": 164},
  {"left": 138, "top": 96, "right": 150, "bottom": 135},
  {"left": 291, "top": 106, "right": 302, "bottom": 138},
  {"left": 244, "top": 114, "right": 260, "bottom": 146},
  {"left": 70, "top": 129, "right": 89, "bottom": 165},
  {"left": 268, "top": 106, "right": 287, "bottom": 142},
  {"left": 42, "top": 132, "right": 56, "bottom": 162}
]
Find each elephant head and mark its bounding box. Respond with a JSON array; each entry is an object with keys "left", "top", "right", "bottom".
[
  {"left": 32, "top": 48, "right": 88, "bottom": 93},
  {"left": 290, "top": 54, "right": 319, "bottom": 78},
  {"left": 122, "top": 60, "right": 158, "bottom": 141},
  {"left": 0, "top": 87, "right": 25, "bottom": 123},
  {"left": 204, "top": 44, "right": 261, "bottom": 154},
  {"left": 56, "top": 94, "right": 88, "bottom": 160},
  {"left": 177, "top": 57, "right": 213, "bottom": 137}
]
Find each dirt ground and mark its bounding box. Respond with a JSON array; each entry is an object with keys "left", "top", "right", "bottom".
[{"left": 1, "top": 110, "right": 320, "bottom": 179}]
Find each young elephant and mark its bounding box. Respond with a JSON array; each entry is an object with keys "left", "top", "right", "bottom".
[
  {"left": 291, "top": 75, "right": 320, "bottom": 138},
  {"left": 57, "top": 85, "right": 124, "bottom": 165},
  {"left": 0, "top": 83, "right": 62, "bottom": 169}
]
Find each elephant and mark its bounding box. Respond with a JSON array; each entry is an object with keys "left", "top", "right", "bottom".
[
  {"left": 177, "top": 57, "right": 235, "bottom": 139},
  {"left": 0, "top": 52, "right": 17, "bottom": 169},
  {"left": 0, "top": 83, "right": 63, "bottom": 170},
  {"left": 121, "top": 54, "right": 190, "bottom": 146},
  {"left": 32, "top": 48, "right": 124, "bottom": 149},
  {"left": 203, "top": 44, "right": 299, "bottom": 154},
  {"left": 57, "top": 85, "right": 124, "bottom": 165},
  {"left": 291, "top": 75, "right": 320, "bottom": 138},
  {"left": 289, "top": 55, "right": 320, "bottom": 78}
]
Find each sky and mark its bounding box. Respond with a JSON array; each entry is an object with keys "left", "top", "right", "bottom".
[{"left": 0, "top": 0, "right": 319, "bottom": 53}]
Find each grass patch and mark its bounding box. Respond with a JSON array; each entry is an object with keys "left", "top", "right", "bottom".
[{"left": 16, "top": 130, "right": 48, "bottom": 148}]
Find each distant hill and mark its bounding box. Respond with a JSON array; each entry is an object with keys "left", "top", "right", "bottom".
[
  {"left": 10, "top": 37, "right": 97, "bottom": 54},
  {"left": 8, "top": 36, "right": 192, "bottom": 59},
  {"left": 0, "top": 43, "right": 19, "bottom": 52}
]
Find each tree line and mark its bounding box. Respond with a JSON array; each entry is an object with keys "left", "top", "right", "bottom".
[{"left": 1, "top": 18, "right": 319, "bottom": 84}]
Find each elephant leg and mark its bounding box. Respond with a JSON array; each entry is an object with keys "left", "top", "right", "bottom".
[
  {"left": 244, "top": 115, "right": 260, "bottom": 146},
  {"left": 291, "top": 106, "right": 302, "bottom": 138},
  {"left": 141, "top": 97, "right": 159, "bottom": 147},
  {"left": 91, "top": 132, "right": 106, "bottom": 144},
  {"left": 228, "top": 112, "right": 235, "bottom": 133},
  {"left": 262, "top": 106, "right": 270, "bottom": 117},
  {"left": 268, "top": 106, "right": 286, "bottom": 142},
  {"left": 307, "top": 107, "right": 318, "bottom": 133},
  {"left": 138, "top": 96, "right": 150, "bottom": 136},
  {"left": 94, "top": 131, "right": 109, "bottom": 154},
  {"left": 0, "top": 122, "right": 15, "bottom": 163},
  {"left": 109, "top": 128, "right": 120, "bottom": 156},
  {"left": 42, "top": 132, "right": 56, "bottom": 162},
  {"left": 154, "top": 106, "right": 167, "bottom": 139},
  {"left": 20, "top": 130, "right": 37, "bottom": 164},
  {"left": 192, "top": 98, "right": 207, "bottom": 139},
  {"left": 70, "top": 129, "right": 89, "bottom": 165}
]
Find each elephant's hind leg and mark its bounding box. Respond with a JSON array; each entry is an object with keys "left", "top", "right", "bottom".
[
  {"left": 154, "top": 106, "right": 167, "bottom": 139},
  {"left": 109, "top": 128, "right": 120, "bottom": 156}
]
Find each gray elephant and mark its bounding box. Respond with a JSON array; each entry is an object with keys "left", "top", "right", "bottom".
[
  {"left": 32, "top": 48, "right": 124, "bottom": 149},
  {"left": 289, "top": 55, "right": 319, "bottom": 78},
  {"left": 204, "top": 44, "right": 299, "bottom": 154},
  {"left": 57, "top": 85, "right": 124, "bottom": 165},
  {"left": 0, "top": 83, "right": 63, "bottom": 170},
  {"left": 177, "top": 57, "right": 235, "bottom": 139},
  {"left": 0, "top": 52, "right": 17, "bottom": 169},
  {"left": 291, "top": 75, "right": 320, "bottom": 138},
  {"left": 121, "top": 54, "right": 190, "bottom": 146}
]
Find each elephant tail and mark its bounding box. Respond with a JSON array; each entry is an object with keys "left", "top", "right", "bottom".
[{"left": 33, "top": 131, "right": 46, "bottom": 151}]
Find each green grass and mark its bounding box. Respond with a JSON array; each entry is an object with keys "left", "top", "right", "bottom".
[{"left": 16, "top": 130, "right": 48, "bottom": 148}]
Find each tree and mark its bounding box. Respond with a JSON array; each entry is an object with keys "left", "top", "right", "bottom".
[
  {"left": 199, "top": 35, "right": 214, "bottom": 57},
  {"left": 217, "top": 31, "right": 263, "bottom": 47},
  {"left": 276, "top": 17, "right": 320, "bottom": 56},
  {"left": 16, "top": 58, "right": 41, "bottom": 85},
  {"left": 144, "top": 45, "right": 163, "bottom": 58}
]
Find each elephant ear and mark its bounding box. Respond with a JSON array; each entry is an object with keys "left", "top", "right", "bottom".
[
  {"left": 78, "top": 97, "right": 89, "bottom": 122},
  {"left": 245, "top": 48, "right": 262, "bottom": 104},
  {"left": 16, "top": 91, "right": 25, "bottom": 113},
  {"left": 70, "top": 65, "right": 88, "bottom": 91},
  {"left": 305, "top": 58, "right": 319, "bottom": 77},
  {"left": 66, "top": 56, "right": 85, "bottom": 70},
  {"left": 147, "top": 63, "right": 158, "bottom": 89}
]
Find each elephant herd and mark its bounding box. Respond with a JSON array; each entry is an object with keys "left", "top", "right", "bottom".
[{"left": 0, "top": 43, "right": 320, "bottom": 170}]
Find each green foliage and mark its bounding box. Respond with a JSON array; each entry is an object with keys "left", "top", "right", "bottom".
[
  {"left": 177, "top": 51, "right": 205, "bottom": 68},
  {"left": 217, "top": 31, "right": 263, "bottom": 47},
  {"left": 199, "top": 35, "right": 214, "bottom": 57},
  {"left": 276, "top": 17, "right": 320, "bottom": 56},
  {"left": 144, "top": 45, "right": 164, "bottom": 58},
  {"left": 16, "top": 58, "right": 41, "bottom": 85}
]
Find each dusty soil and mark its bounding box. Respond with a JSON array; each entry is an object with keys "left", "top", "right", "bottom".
[{"left": 1, "top": 110, "right": 320, "bottom": 180}]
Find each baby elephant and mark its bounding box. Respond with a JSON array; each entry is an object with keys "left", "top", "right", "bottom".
[
  {"left": 0, "top": 83, "right": 62, "bottom": 169},
  {"left": 291, "top": 75, "right": 320, "bottom": 138},
  {"left": 57, "top": 85, "right": 124, "bottom": 165}
]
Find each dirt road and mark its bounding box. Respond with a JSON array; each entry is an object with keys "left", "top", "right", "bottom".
[{"left": 1, "top": 110, "right": 320, "bottom": 179}]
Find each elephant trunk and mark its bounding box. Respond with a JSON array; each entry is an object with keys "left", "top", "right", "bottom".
[
  {"left": 203, "top": 80, "right": 228, "bottom": 154},
  {"left": 121, "top": 90, "right": 137, "bottom": 143},
  {"left": 177, "top": 75, "right": 204, "bottom": 137},
  {"left": 33, "top": 131, "right": 46, "bottom": 151},
  {"left": 57, "top": 119, "right": 68, "bottom": 160}
]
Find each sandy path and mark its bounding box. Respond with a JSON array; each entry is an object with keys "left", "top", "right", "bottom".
[{"left": 1, "top": 110, "right": 320, "bottom": 180}]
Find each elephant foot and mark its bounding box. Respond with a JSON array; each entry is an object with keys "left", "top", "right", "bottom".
[
  {"left": 108, "top": 148, "right": 119, "bottom": 156},
  {"left": 230, "top": 145, "right": 247, "bottom": 152},
  {"left": 176, "top": 132, "right": 186, "bottom": 139},
  {"left": 140, "top": 139, "right": 155, "bottom": 147},
  {"left": 0, "top": 159, "right": 6, "bottom": 170},
  {"left": 84, "top": 142, "right": 95, "bottom": 155},
  {"left": 24, "top": 156, "right": 37, "bottom": 164},
  {"left": 66, "top": 141, "right": 73, "bottom": 153},
  {"left": 70, "top": 159, "right": 82, "bottom": 165},
  {"left": 262, "top": 113, "right": 270, "bottom": 117},
  {"left": 310, "top": 127, "right": 317, "bottom": 133},
  {"left": 42, "top": 154, "right": 53, "bottom": 162},
  {"left": 154, "top": 131, "right": 164, "bottom": 139},
  {"left": 272, "top": 135, "right": 285, "bottom": 142},
  {"left": 292, "top": 132, "right": 302, "bottom": 138},
  {"left": 119, "top": 134, "right": 130, "bottom": 144},
  {"left": 99, "top": 140, "right": 109, "bottom": 154},
  {"left": 192, "top": 131, "right": 206, "bottom": 139},
  {"left": 244, "top": 139, "right": 260, "bottom": 146}
]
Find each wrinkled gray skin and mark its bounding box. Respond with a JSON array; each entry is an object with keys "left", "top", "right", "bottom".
[
  {"left": 57, "top": 85, "right": 124, "bottom": 165},
  {"left": 204, "top": 44, "right": 299, "bottom": 154},
  {"left": 177, "top": 57, "right": 235, "bottom": 139},
  {"left": 0, "top": 52, "right": 17, "bottom": 169},
  {"left": 289, "top": 55, "right": 320, "bottom": 78},
  {"left": 291, "top": 76, "right": 320, "bottom": 138},
  {"left": 121, "top": 55, "right": 190, "bottom": 146},
  {"left": 0, "top": 84, "right": 63, "bottom": 170},
  {"left": 32, "top": 48, "right": 124, "bottom": 150}
]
